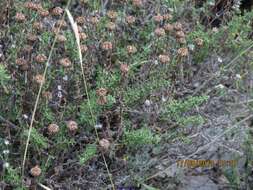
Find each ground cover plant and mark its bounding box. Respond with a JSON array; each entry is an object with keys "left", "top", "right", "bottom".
[{"left": 1, "top": 0, "right": 253, "bottom": 189}]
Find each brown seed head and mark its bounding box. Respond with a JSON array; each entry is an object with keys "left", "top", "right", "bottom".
[
  {"left": 99, "top": 138, "right": 110, "bottom": 151},
  {"left": 97, "top": 96, "right": 107, "bottom": 105},
  {"left": 67, "top": 120, "right": 78, "bottom": 131},
  {"left": 38, "top": 9, "right": 49, "bottom": 17},
  {"left": 106, "top": 22, "right": 116, "bottom": 31},
  {"left": 164, "top": 24, "right": 173, "bottom": 32},
  {"left": 90, "top": 16, "right": 100, "bottom": 24},
  {"left": 195, "top": 38, "right": 204, "bottom": 46},
  {"left": 48, "top": 124, "right": 59, "bottom": 135},
  {"left": 177, "top": 37, "right": 186, "bottom": 44},
  {"left": 34, "top": 74, "right": 45, "bottom": 84},
  {"left": 175, "top": 31, "right": 185, "bottom": 39},
  {"left": 52, "top": 7, "right": 63, "bottom": 16},
  {"left": 42, "top": 91, "right": 52, "bottom": 100},
  {"left": 158, "top": 54, "right": 170, "bottom": 63},
  {"left": 132, "top": 0, "right": 143, "bottom": 7},
  {"left": 174, "top": 22, "right": 183, "bottom": 31},
  {"left": 177, "top": 47, "right": 189, "bottom": 57},
  {"left": 76, "top": 16, "right": 86, "bottom": 25},
  {"left": 163, "top": 14, "right": 173, "bottom": 20},
  {"left": 80, "top": 45, "right": 88, "bottom": 53},
  {"left": 120, "top": 64, "right": 129, "bottom": 74},
  {"left": 79, "top": 32, "right": 87, "bottom": 40},
  {"left": 127, "top": 45, "right": 137, "bottom": 54},
  {"left": 33, "top": 21, "right": 43, "bottom": 31},
  {"left": 126, "top": 16, "right": 136, "bottom": 25},
  {"left": 101, "top": 41, "right": 113, "bottom": 50},
  {"left": 59, "top": 58, "right": 72, "bottom": 67},
  {"left": 27, "top": 33, "right": 38, "bottom": 42},
  {"left": 24, "top": 2, "right": 40, "bottom": 11},
  {"left": 55, "top": 20, "right": 67, "bottom": 29},
  {"left": 16, "top": 58, "right": 27, "bottom": 66},
  {"left": 57, "top": 35, "right": 67, "bottom": 43},
  {"left": 30, "top": 165, "right": 41, "bottom": 177},
  {"left": 96, "top": 88, "right": 108, "bottom": 97},
  {"left": 15, "top": 13, "right": 26, "bottom": 22},
  {"left": 107, "top": 10, "right": 118, "bottom": 20},
  {"left": 154, "top": 28, "right": 165, "bottom": 37},
  {"left": 153, "top": 14, "right": 163, "bottom": 22},
  {"left": 35, "top": 54, "right": 47, "bottom": 63}
]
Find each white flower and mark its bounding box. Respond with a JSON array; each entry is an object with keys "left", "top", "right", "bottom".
[
  {"left": 154, "top": 60, "right": 159, "bottom": 65},
  {"left": 4, "top": 139, "right": 10, "bottom": 145},
  {"left": 217, "top": 56, "right": 223, "bottom": 63},
  {"left": 57, "top": 85, "right": 62, "bottom": 91},
  {"left": 216, "top": 84, "right": 225, "bottom": 89},
  {"left": 23, "top": 114, "right": 29, "bottom": 120},
  {"left": 162, "top": 95, "right": 167, "bottom": 102},
  {"left": 188, "top": 44, "right": 195, "bottom": 51},
  {"left": 63, "top": 75, "right": 68, "bottom": 81},
  {"left": 95, "top": 123, "right": 103, "bottom": 129},
  {"left": 3, "top": 150, "right": 9, "bottom": 154},
  {"left": 235, "top": 74, "right": 241, "bottom": 80},
  {"left": 144, "top": 99, "right": 151, "bottom": 107},
  {"left": 3, "top": 162, "right": 10, "bottom": 168},
  {"left": 57, "top": 91, "right": 63, "bottom": 98}
]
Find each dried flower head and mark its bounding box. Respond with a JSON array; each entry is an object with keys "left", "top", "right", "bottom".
[
  {"left": 132, "top": 0, "right": 143, "bottom": 7},
  {"left": 120, "top": 64, "right": 129, "bottom": 75},
  {"left": 195, "top": 38, "right": 204, "bottom": 46},
  {"left": 59, "top": 58, "right": 72, "bottom": 67},
  {"left": 127, "top": 45, "right": 137, "bottom": 54},
  {"left": 153, "top": 14, "right": 163, "bottom": 22},
  {"left": 90, "top": 16, "right": 100, "bottom": 24},
  {"left": 51, "top": 7, "right": 63, "bottom": 16},
  {"left": 57, "top": 34, "right": 67, "bottom": 43},
  {"left": 97, "top": 96, "right": 107, "bottom": 105},
  {"left": 175, "top": 31, "right": 185, "bottom": 39},
  {"left": 15, "top": 13, "right": 26, "bottom": 22},
  {"left": 42, "top": 91, "right": 52, "bottom": 100},
  {"left": 126, "top": 16, "right": 136, "bottom": 24},
  {"left": 80, "top": 45, "right": 88, "bottom": 53},
  {"left": 106, "top": 22, "right": 116, "bottom": 31},
  {"left": 158, "top": 54, "right": 170, "bottom": 63},
  {"left": 76, "top": 16, "right": 85, "bottom": 25},
  {"left": 99, "top": 138, "right": 110, "bottom": 151},
  {"left": 55, "top": 20, "right": 67, "bottom": 29},
  {"left": 48, "top": 124, "right": 59, "bottom": 135},
  {"left": 79, "top": 32, "right": 87, "bottom": 40},
  {"left": 24, "top": 2, "right": 40, "bottom": 11},
  {"left": 96, "top": 88, "right": 108, "bottom": 97},
  {"left": 154, "top": 28, "right": 166, "bottom": 37},
  {"left": 27, "top": 33, "right": 38, "bottom": 42},
  {"left": 101, "top": 41, "right": 113, "bottom": 51},
  {"left": 33, "top": 21, "right": 43, "bottom": 31},
  {"left": 164, "top": 23, "right": 174, "bottom": 32},
  {"left": 34, "top": 74, "right": 45, "bottom": 84},
  {"left": 30, "top": 165, "right": 41, "bottom": 177},
  {"left": 177, "top": 47, "right": 189, "bottom": 57},
  {"left": 107, "top": 10, "right": 118, "bottom": 20},
  {"left": 35, "top": 54, "right": 47, "bottom": 63},
  {"left": 16, "top": 58, "right": 27, "bottom": 66},
  {"left": 67, "top": 120, "right": 78, "bottom": 132},
  {"left": 163, "top": 14, "right": 173, "bottom": 20},
  {"left": 38, "top": 9, "right": 49, "bottom": 17},
  {"left": 177, "top": 37, "right": 186, "bottom": 44},
  {"left": 174, "top": 22, "right": 183, "bottom": 31}
]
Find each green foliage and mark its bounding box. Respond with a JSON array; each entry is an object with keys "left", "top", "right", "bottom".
[
  {"left": 0, "top": 65, "right": 10, "bottom": 87},
  {"left": 79, "top": 144, "right": 97, "bottom": 164},
  {"left": 22, "top": 128, "right": 48, "bottom": 149},
  {"left": 4, "top": 167, "right": 23, "bottom": 188},
  {"left": 123, "top": 127, "right": 161, "bottom": 147},
  {"left": 160, "top": 95, "right": 208, "bottom": 125}
]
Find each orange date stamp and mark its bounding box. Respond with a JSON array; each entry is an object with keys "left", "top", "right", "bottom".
[{"left": 177, "top": 159, "right": 237, "bottom": 168}]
